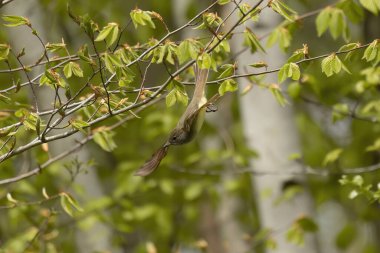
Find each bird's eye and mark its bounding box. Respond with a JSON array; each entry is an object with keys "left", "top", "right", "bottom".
[{"left": 172, "top": 136, "right": 177, "bottom": 140}]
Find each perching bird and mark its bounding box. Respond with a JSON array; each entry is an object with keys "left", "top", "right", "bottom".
[{"left": 135, "top": 65, "right": 218, "bottom": 176}]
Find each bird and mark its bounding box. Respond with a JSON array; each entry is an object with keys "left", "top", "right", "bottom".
[{"left": 135, "top": 65, "right": 219, "bottom": 176}]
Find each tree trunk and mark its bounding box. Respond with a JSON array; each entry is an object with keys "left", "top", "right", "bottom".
[{"left": 229, "top": 5, "right": 319, "bottom": 253}]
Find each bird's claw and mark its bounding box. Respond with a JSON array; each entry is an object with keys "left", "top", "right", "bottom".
[{"left": 206, "top": 103, "right": 218, "bottom": 113}]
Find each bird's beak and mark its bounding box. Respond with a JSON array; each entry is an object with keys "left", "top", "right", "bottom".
[{"left": 163, "top": 141, "right": 171, "bottom": 148}]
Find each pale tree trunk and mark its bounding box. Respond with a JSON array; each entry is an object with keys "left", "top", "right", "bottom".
[
  {"left": 227, "top": 3, "right": 319, "bottom": 253},
  {"left": 3, "top": 2, "right": 119, "bottom": 252}
]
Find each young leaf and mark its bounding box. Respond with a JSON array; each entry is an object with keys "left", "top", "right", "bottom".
[
  {"left": 359, "top": 0, "right": 380, "bottom": 15},
  {"left": 249, "top": 61, "right": 268, "bottom": 69},
  {"left": 0, "top": 44, "right": 10, "bottom": 61},
  {"left": 278, "top": 63, "right": 290, "bottom": 83},
  {"left": 297, "top": 217, "right": 318, "bottom": 232},
  {"left": 329, "top": 9, "right": 346, "bottom": 40},
  {"left": 197, "top": 53, "right": 212, "bottom": 69},
  {"left": 217, "top": 64, "right": 235, "bottom": 79},
  {"left": 218, "top": 0, "right": 230, "bottom": 5},
  {"left": 2, "top": 15, "right": 30, "bottom": 27},
  {"left": 289, "top": 63, "right": 300, "bottom": 80},
  {"left": 270, "top": 84, "right": 288, "bottom": 107},
  {"left": 218, "top": 79, "right": 238, "bottom": 95},
  {"left": 321, "top": 54, "right": 343, "bottom": 77},
  {"left": 46, "top": 42, "right": 66, "bottom": 52},
  {"left": 71, "top": 119, "right": 90, "bottom": 133},
  {"left": 63, "top": 62, "right": 84, "bottom": 78},
  {"left": 7, "top": 193, "right": 18, "bottom": 204},
  {"left": 323, "top": 148, "right": 343, "bottom": 166},
  {"left": 130, "top": 9, "right": 156, "bottom": 29},
  {"left": 244, "top": 28, "right": 266, "bottom": 53},
  {"left": 316, "top": 7, "right": 332, "bottom": 37},
  {"left": 362, "top": 39, "right": 379, "bottom": 63},
  {"left": 93, "top": 130, "right": 117, "bottom": 152},
  {"left": 166, "top": 89, "right": 176, "bottom": 107},
  {"left": 95, "top": 22, "right": 119, "bottom": 47},
  {"left": 60, "top": 192, "right": 84, "bottom": 217},
  {"left": 269, "top": 0, "right": 297, "bottom": 22}
]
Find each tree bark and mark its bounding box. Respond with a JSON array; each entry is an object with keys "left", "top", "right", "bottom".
[{"left": 229, "top": 4, "right": 319, "bottom": 253}]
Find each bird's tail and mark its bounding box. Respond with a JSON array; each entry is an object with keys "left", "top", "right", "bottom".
[{"left": 134, "top": 144, "right": 170, "bottom": 176}]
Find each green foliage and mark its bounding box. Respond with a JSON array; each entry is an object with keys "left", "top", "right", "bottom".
[
  {"left": 95, "top": 22, "right": 119, "bottom": 47},
  {"left": 0, "top": 0, "right": 379, "bottom": 252},
  {"left": 130, "top": 9, "right": 156, "bottom": 29},
  {"left": 269, "top": 0, "right": 297, "bottom": 22},
  {"left": 244, "top": 27, "right": 266, "bottom": 53},
  {"left": 166, "top": 79, "right": 188, "bottom": 107},
  {"left": 60, "top": 192, "right": 84, "bottom": 217},
  {"left": 359, "top": 0, "right": 380, "bottom": 14},
  {"left": 278, "top": 62, "right": 300, "bottom": 83},
  {"left": 218, "top": 78, "right": 237, "bottom": 95},
  {"left": 286, "top": 216, "right": 318, "bottom": 246},
  {"left": 0, "top": 44, "right": 10, "bottom": 61},
  {"left": 267, "top": 27, "right": 292, "bottom": 51},
  {"left": 339, "top": 175, "right": 380, "bottom": 203},
  {"left": 316, "top": 7, "right": 348, "bottom": 40},
  {"left": 2, "top": 15, "right": 30, "bottom": 27},
  {"left": 63, "top": 61, "right": 84, "bottom": 78}
]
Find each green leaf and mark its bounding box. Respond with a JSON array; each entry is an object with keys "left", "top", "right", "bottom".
[
  {"left": 244, "top": 28, "right": 266, "bottom": 53},
  {"left": 249, "top": 61, "right": 268, "bottom": 68},
  {"left": 103, "top": 52, "right": 124, "bottom": 73},
  {"left": 2, "top": 15, "right": 30, "bottom": 27},
  {"left": 177, "top": 39, "right": 201, "bottom": 64},
  {"left": 166, "top": 89, "right": 176, "bottom": 107},
  {"left": 286, "top": 224, "right": 304, "bottom": 246},
  {"left": 329, "top": 9, "right": 346, "bottom": 40},
  {"left": 278, "top": 63, "right": 300, "bottom": 82},
  {"left": 359, "top": 0, "right": 380, "bottom": 15},
  {"left": 197, "top": 53, "right": 212, "bottom": 69},
  {"left": 338, "top": 0, "right": 364, "bottom": 23},
  {"left": 217, "top": 64, "right": 235, "bottom": 79},
  {"left": 130, "top": 9, "right": 156, "bottom": 29},
  {"left": 60, "top": 192, "right": 84, "bottom": 217},
  {"left": 287, "top": 82, "right": 301, "bottom": 99},
  {"left": 267, "top": 28, "right": 279, "bottom": 48},
  {"left": 298, "top": 217, "right": 318, "bottom": 232},
  {"left": 95, "top": 22, "right": 119, "bottom": 47},
  {"left": 366, "top": 138, "right": 380, "bottom": 151},
  {"left": 175, "top": 89, "right": 189, "bottom": 106},
  {"left": 332, "top": 103, "right": 349, "bottom": 122},
  {"left": 184, "top": 183, "right": 203, "bottom": 200},
  {"left": 45, "top": 42, "right": 66, "bottom": 52},
  {"left": 278, "top": 63, "right": 290, "bottom": 83},
  {"left": 0, "top": 44, "right": 10, "bottom": 61},
  {"left": 93, "top": 130, "right": 117, "bottom": 152},
  {"left": 362, "top": 40, "right": 379, "bottom": 62},
  {"left": 218, "top": 0, "right": 230, "bottom": 5},
  {"left": 71, "top": 119, "right": 90, "bottom": 133},
  {"left": 316, "top": 7, "right": 332, "bottom": 37},
  {"left": 288, "top": 47, "right": 307, "bottom": 63},
  {"left": 63, "top": 62, "right": 84, "bottom": 78},
  {"left": 335, "top": 223, "right": 357, "bottom": 250},
  {"left": 321, "top": 54, "right": 343, "bottom": 77},
  {"left": 218, "top": 79, "right": 238, "bottom": 95},
  {"left": 270, "top": 85, "right": 288, "bottom": 107},
  {"left": 270, "top": 0, "right": 297, "bottom": 22},
  {"left": 278, "top": 27, "right": 292, "bottom": 50},
  {"left": 289, "top": 63, "right": 300, "bottom": 80},
  {"left": 323, "top": 148, "right": 343, "bottom": 166}
]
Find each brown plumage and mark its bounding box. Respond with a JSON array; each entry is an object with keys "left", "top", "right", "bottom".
[{"left": 135, "top": 66, "right": 217, "bottom": 176}]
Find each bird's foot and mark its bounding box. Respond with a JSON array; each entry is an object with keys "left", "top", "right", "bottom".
[{"left": 206, "top": 103, "right": 218, "bottom": 113}]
